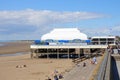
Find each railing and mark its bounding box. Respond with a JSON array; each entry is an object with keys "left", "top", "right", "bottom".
[
  {"left": 105, "top": 51, "right": 111, "bottom": 80},
  {"left": 95, "top": 50, "right": 111, "bottom": 80}
]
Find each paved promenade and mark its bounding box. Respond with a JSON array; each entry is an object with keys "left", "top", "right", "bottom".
[{"left": 63, "top": 57, "right": 101, "bottom": 80}]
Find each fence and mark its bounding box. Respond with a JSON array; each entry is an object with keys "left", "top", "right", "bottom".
[{"left": 95, "top": 49, "right": 111, "bottom": 80}]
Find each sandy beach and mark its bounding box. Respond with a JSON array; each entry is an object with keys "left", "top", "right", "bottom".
[{"left": 0, "top": 42, "right": 74, "bottom": 80}]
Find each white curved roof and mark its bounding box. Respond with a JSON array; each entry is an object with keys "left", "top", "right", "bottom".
[{"left": 41, "top": 28, "right": 88, "bottom": 40}]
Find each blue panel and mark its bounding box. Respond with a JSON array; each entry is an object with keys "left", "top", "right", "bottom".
[
  {"left": 85, "top": 40, "right": 91, "bottom": 43},
  {"left": 45, "top": 39, "right": 54, "bottom": 42},
  {"left": 58, "top": 40, "right": 69, "bottom": 43},
  {"left": 34, "top": 40, "right": 41, "bottom": 44}
]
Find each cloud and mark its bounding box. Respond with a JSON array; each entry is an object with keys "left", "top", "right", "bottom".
[
  {"left": 0, "top": 9, "right": 105, "bottom": 40},
  {"left": 0, "top": 9, "right": 103, "bottom": 26},
  {"left": 82, "top": 26, "right": 120, "bottom": 37}
]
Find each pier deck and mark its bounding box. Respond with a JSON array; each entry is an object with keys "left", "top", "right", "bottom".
[{"left": 63, "top": 57, "right": 101, "bottom": 80}]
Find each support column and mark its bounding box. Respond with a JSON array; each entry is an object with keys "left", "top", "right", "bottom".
[
  {"left": 90, "top": 49, "right": 92, "bottom": 58},
  {"left": 57, "top": 49, "right": 59, "bottom": 59},
  {"left": 106, "top": 38, "right": 108, "bottom": 44},
  {"left": 76, "top": 48, "right": 80, "bottom": 58},
  {"left": 30, "top": 49, "right": 34, "bottom": 59},
  {"left": 68, "top": 48, "right": 69, "bottom": 59},
  {"left": 47, "top": 48, "right": 49, "bottom": 59},
  {"left": 36, "top": 49, "right": 39, "bottom": 58},
  {"left": 87, "top": 48, "right": 90, "bottom": 58},
  {"left": 80, "top": 49, "right": 84, "bottom": 57},
  {"left": 99, "top": 38, "right": 100, "bottom": 45},
  {"left": 33, "top": 49, "right": 36, "bottom": 58},
  {"left": 79, "top": 49, "right": 80, "bottom": 58}
]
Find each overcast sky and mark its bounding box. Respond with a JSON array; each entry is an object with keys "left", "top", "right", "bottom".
[{"left": 0, "top": 0, "right": 120, "bottom": 40}]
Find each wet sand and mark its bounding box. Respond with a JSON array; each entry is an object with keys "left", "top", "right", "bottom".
[
  {"left": 0, "top": 41, "right": 31, "bottom": 54},
  {"left": 0, "top": 42, "right": 74, "bottom": 80}
]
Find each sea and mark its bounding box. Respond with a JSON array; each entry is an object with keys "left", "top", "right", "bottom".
[
  {"left": 0, "top": 40, "right": 15, "bottom": 42},
  {"left": 0, "top": 40, "right": 13, "bottom": 46},
  {"left": 0, "top": 40, "right": 20, "bottom": 45}
]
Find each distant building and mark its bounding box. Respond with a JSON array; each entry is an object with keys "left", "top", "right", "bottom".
[{"left": 91, "top": 36, "right": 116, "bottom": 45}]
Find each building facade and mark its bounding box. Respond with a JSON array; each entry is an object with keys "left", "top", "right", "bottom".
[{"left": 91, "top": 36, "right": 116, "bottom": 45}]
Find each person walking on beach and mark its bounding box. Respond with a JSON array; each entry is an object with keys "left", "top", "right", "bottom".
[
  {"left": 58, "top": 73, "right": 63, "bottom": 79},
  {"left": 83, "top": 62, "right": 86, "bottom": 67},
  {"left": 47, "top": 77, "right": 51, "bottom": 80},
  {"left": 54, "top": 74, "right": 59, "bottom": 80}
]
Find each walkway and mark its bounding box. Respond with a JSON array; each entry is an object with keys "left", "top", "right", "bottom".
[{"left": 63, "top": 57, "right": 101, "bottom": 80}]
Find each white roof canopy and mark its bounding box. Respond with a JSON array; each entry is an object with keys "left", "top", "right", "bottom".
[{"left": 41, "top": 28, "right": 88, "bottom": 40}]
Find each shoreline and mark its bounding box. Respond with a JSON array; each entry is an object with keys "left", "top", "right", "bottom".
[
  {"left": 0, "top": 52, "right": 30, "bottom": 57},
  {"left": 0, "top": 41, "right": 32, "bottom": 54}
]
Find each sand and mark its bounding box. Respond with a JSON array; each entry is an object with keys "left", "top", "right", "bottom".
[{"left": 0, "top": 42, "right": 74, "bottom": 80}]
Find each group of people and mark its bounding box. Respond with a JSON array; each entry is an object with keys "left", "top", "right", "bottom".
[
  {"left": 91, "top": 57, "right": 97, "bottom": 64},
  {"left": 16, "top": 64, "right": 27, "bottom": 68},
  {"left": 53, "top": 70, "right": 63, "bottom": 80},
  {"left": 53, "top": 74, "right": 63, "bottom": 80},
  {"left": 107, "top": 45, "right": 120, "bottom": 54},
  {"left": 47, "top": 69, "right": 63, "bottom": 80},
  {"left": 82, "top": 56, "right": 97, "bottom": 67}
]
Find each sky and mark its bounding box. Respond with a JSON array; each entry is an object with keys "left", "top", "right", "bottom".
[{"left": 0, "top": 0, "right": 120, "bottom": 40}]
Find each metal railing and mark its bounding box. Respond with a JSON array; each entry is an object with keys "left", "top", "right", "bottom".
[{"left": 95, "top": 50, "right": 111, "bottom": 80}]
